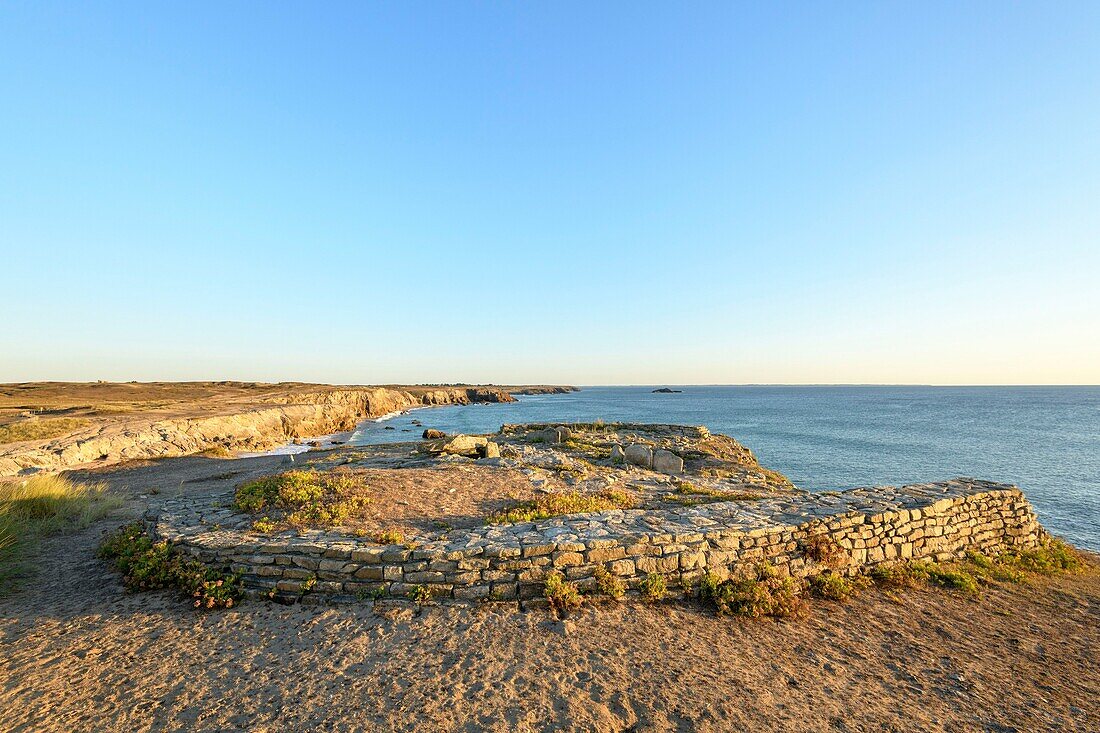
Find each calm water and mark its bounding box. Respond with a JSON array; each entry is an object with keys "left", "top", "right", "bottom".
[{"left": 348, "top": 386, "right": 1100, "bottom": 551}]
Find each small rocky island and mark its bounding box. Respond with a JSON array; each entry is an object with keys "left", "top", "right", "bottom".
[{"left": 651, "top": 387, "right": 683, "bottom": 393}]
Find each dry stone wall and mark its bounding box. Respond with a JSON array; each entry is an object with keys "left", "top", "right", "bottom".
[{"left": 148, "top": 478, "right": 1044, "bottom": 604}]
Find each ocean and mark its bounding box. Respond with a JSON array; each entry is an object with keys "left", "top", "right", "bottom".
[{"left": 347, "top": 386, "right": 1100, "bottom": 551}]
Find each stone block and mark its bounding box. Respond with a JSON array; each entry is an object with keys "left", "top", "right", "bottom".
[
  {"left": 624, "top": 444, "right": 654, "bottom": 468},
  {"left": 652, "top": 449, "right": 684, "bottom": 474}
]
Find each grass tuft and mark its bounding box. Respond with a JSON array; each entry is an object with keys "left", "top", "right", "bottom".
[
  {"left": 544, "top": 570, "right": 584, "bottom": 614},
  {"left": 807, "top": 572, "right": 866, "bottom": 601},
  {"left": 0, "top": 475, "right": 122, "bottom": 594},
  {"left": 669, "top": 480, "right": 761, "bottom": 506},
  {"left": 486, "top": 489, "right": 636, "bottom": 525},
  {"left": 0, "top": 418, "right": 91, "bottom": 444},
  {"left": 376, "top": 528, "right": 405, "bottom": 545},
  {"left": 639, "top": 572, "right": 667, "bottom": 601}
]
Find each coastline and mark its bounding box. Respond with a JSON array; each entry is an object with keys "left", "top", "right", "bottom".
[{"left": 0, "top": 383, "right": 578, "bottom": 476}]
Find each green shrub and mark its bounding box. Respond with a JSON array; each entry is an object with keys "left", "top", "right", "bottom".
[
  {"left": 807, "top": 572, "right": 860, "bottom": 601},
  {"left": 251, "top": 516, "right": 276, "bottom": 533},
  {"left": 544, "top": 571, "right": 584, "bottom": 614},
  {"left": 234, "top": 470, "right": 369, "bottom": 529},
  {"left": 593, "top": 566, "right": 626, "bottom": 599},
  {"left": 869, "top": 563, "right": 920, "bottom": 588},
  {"left": 639, "top": 573, "right": 667, "bottom": 601},
  {"left": 1000, "top": 539, "right": 1081, "bottom": 575},
  {"left": 908, "top": 561, "right": 979, "bottom": 594},
  {"left": 486, "top": 489, "right": 636, "bottom": 525},
  {"left": 98, "top": 523, "right": 242, "bottom": 609},
  {"left": 376, "top": 528, "right": 405, "bottom": 545},
  {"left": 698, "top": 566, "right": 805, "bottom": 618},
  {"left": 409, "top": 584, "right": 434, "bottom": 606}
]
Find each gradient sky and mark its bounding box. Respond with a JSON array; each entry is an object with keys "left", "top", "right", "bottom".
[{"left": 2, "top": 2, "right": 1098, "bottom": 385}]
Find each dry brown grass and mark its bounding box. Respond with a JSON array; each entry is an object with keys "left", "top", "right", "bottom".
[
  {"left": 0, "top": 474, "right": 121, "bottom": 593},
  {"left": 0, "top": 418, "right": 91, "bottom": 444}
]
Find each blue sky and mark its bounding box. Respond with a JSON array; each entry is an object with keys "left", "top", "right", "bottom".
[{"left": 2, "top": 2, "right": 1098, "bottom": 385}]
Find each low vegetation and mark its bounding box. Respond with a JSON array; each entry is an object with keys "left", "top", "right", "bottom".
[
  {"left": 234, "top": 469, "right": 370, "bottom": 529},
  {"left": 807, "top": 572, "right": 866, "bottom": 600},
  {"left": 802, "top": 533, "right": 849, "bottom": 568},
  {"left": 697, "top": 566, "right": 806, "bottom": 618},
  {"left": 409, "top": 584, "right": 434, "bottom": 606},
  {"left": 639, "top": 572, "right": 667, "bottom": 601},
  {"left": 562, "top": 438, "right": 613, "bottom": 460},
  {"left": 593, "top": 566, "right": 626, "bottom": 599},
  {"left": 376, "top": 528, "right": 405, "bottom": 545},
  {"left": 0, "top": 417, "right": 91, "bottom": 444},
  {"left": 544, "top": 570, "right": 584, "bottom": 614},
  {"left": 0, "top": 475, "right": 122, "bottom": 594},
  {"left": 669, "top": 480, "right": 761, "bottom": 506},
  {"left": 486, "top": 489, "right": 636, "bottom": 525},
  {"left": 98, "top": 522, "right": 242, "bottom": 609}
]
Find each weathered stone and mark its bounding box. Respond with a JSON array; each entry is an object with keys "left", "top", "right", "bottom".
[
  {"left": 624, "top": 444, "right": 654, "bottom": 468},
  {"left": 652, "top": 449, "right": 684, "bottom": 475},
  {"left": 610, "top": 444, "right": 625, "bottom": 464}
]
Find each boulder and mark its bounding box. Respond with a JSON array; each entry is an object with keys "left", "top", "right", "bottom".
[
  {"left": 556, "top": 426, "right": 573, "bottom": 442},
  {"left": 483, "top": 441, "right": 501, "bottom": 459},
  {"left": 653, "top": 449, "right": 684, "bottom": 475},
  {"left": 532, "top": 428, "right": 561, "bottom": 444},
  {"left": 422, "top": 429, "right": 446, "bottom": 440},
  {"left": 610, "top": 444, "right": 625, "bottom": 464},
  {"left": 423, "top": 434, "right": 487, "bottom": 457},
  {"left": 624, "top": 444, "right": 654, "bottom": 469}
]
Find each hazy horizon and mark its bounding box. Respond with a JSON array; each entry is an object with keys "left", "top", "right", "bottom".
[{"left": 4, "top": 2, "right": 1099, "bottom": 385}]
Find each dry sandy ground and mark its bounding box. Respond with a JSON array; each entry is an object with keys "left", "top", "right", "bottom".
[{"left": 1, "top": 466, "right": 1098, "bottom": 732}]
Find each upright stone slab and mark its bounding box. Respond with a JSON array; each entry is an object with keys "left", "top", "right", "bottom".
[
  {"left": 624, "top": 444, "right": 654, "bottom": 468},
  {"left": 653, "top": 449, "right": 684, "bottom": 474}
]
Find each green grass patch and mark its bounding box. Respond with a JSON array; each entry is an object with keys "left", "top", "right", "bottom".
[
  {"left": 807, "top": 572, "right": 867, "bottom": 601},
  {"left": 562, "top": 439, "right": 613, "bottom": 460},
  {"left": 0, "top": 475, "right": 122, "bottom": 594},
  {"left": 234, "top": 469, "right": 370, "bottom": 529},
  {"left": 668, "top": 480, "right": 761, "bottom": 506},
  {"left": 0, "top": 418, "right": 91, "bottom": 444},
  {"left": 98, "top": 522, "right": 243, "bottom": 609},
  {"left": 486, "top": 489, "right": 636, "bottom": 525}
]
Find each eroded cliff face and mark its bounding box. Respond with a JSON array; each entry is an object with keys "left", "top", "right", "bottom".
[{"left": 0, "top": 386, "right": 528, "bottom": 476}]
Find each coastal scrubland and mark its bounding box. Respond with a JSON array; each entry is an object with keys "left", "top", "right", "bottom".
[
  {"left": 1, "top": 502, "right": 1096, "bottom": 732},
  {"left": 1, "top": 391, "right": 1097, "bottom": 732}
]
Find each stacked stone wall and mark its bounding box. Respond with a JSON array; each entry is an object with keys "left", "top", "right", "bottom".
[{"left": 148, "top": 478, "right": 1043, "bottom": 603}]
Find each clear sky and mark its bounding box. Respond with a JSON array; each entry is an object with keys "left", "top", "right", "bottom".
[{"left": 2, "top": 2, "right": 1098, "bottom": 385}]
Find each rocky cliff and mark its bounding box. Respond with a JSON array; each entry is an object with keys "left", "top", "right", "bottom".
[{"left": 0, "top": 386, "right": 550, "bottom": 476}]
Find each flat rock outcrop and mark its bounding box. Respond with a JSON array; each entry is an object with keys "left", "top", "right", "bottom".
[{"left": 0, "top": 384, "right": 570, "bottom": 476}]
